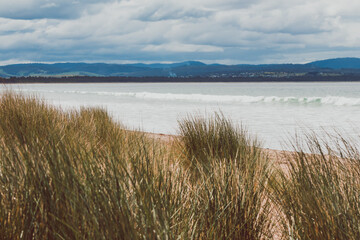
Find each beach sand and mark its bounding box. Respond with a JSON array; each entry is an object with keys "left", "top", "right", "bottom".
[{"left": 145, "top": 131, "right": 291, "bottom": 164}]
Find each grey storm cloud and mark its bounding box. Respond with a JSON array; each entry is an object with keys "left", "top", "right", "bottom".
[{"left": 0, "top": 0, "right": 360, "bottom": 65}]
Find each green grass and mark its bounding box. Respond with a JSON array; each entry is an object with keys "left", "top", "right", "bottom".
[{"left": 1, "top": 91, "right": 360, "bottom": 239}]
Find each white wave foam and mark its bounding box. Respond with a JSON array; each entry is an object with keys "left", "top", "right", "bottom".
[
  {"left": 69, "top": 91, "right": 360, "bottom": 106},
  {"left": 12, "top": 89, "right": 360, "bottom": 106}
]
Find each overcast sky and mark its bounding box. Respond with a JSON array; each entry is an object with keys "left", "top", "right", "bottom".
[{"left": 1, "top": 0, "right": 360, "bottom": 65}]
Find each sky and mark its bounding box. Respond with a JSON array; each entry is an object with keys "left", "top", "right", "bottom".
[{"left": 1, "top": 0, "right": 360, "bottom": 65}]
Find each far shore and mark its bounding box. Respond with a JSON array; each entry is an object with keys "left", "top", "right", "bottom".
[{"left": 3, "top": 75, "right": 360, "bottom": 84}]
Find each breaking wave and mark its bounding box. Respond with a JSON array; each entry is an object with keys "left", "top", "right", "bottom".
[{"left": 15, "top": 89, "right": 360, "bottom": 106}]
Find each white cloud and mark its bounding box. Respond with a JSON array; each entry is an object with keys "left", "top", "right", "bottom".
[
  {"left": 0, "top": 0, "right": 360, "bottom": 64},
  {"left": 0, "top": 0, "right": 113, "bottom": 19},
  {"left": 143, "top": 43, "right": 223, "bottom": 53}
]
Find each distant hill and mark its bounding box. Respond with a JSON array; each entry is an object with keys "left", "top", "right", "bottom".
[
  {"left": 0, "top": 61, "right": 207, "bottom": 78},
  {"left": 1, "top": 58, "right": 360, "bottom": 78},
  {"left": 308, "top": 58, "right": 360, "bottom": 69}
]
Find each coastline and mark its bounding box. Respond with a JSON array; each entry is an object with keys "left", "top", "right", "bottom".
[
  {"left": 3, "top": 75, "right": 360, "bottom": 84},
  {"left": 145, "top": 131, "right": 290, "bottom": 163}
]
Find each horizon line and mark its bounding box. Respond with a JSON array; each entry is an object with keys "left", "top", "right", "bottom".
[{"left": 0, "top": 57, "right": 359, "bottom": 67}]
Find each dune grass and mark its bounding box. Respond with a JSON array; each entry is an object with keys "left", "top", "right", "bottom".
[
  {"left": 177, "top": 113, "right": 274, "bottom": 239},
  {"left": 1, "top": 91, "right": 360, "bottom": 239},
  {"left": 0, "top": 92, "right": 273, "bottom": 239},
  {"left": 271, "top": 132, "right": 360, "bottom": 239}
]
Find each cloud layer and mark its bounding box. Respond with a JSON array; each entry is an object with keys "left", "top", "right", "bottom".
[{"left": 1, "top": 0, "right": 360, "bottom": 64}]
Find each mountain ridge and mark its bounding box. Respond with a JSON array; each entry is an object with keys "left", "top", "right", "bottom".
[{"left": 1, "top": 58, "right": 360, "bottom": 78}]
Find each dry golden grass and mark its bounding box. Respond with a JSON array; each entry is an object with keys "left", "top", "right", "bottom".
[{"left": 1, "top": 91, "right": 360, "bottom": 240}]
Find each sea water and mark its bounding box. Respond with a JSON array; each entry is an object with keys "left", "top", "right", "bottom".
[{"left": 2, "top": 82, "right": 360, "bottom": 149}]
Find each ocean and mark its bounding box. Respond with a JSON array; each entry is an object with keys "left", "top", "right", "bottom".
[{"left": 3, "top": 82, "right": 360, "bottom": 150}]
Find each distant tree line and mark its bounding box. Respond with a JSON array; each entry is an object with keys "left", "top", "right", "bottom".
[{"left": 2, "top": 75, "right": 360, "bottom": 84}]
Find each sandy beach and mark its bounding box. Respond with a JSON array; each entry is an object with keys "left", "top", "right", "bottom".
[{"left": 146, "top": 131, "right": 291, "bottom": 163}]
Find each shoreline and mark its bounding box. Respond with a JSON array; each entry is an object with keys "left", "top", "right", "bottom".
[
  {"left": 3, "top": 80, "right": 360, "bottom": 85},
  {"left": 3, "top": 75, "right": 360, "bottom": 84},
  {"left": 145, "top": 131, "right": 291, "bottom": 164},
  {"left": 3, "top": 80, "right": 360, "bottom": 84}
]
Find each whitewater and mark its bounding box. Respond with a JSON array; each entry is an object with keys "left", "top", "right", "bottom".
[
  {"left": 3, "top": 82, "right": 360, "bottom": 149},
  {"left": 47, "top": 90, "right": 360, "bottom": 106}
]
